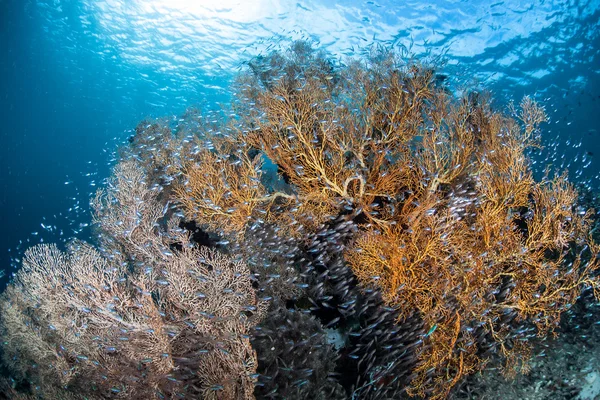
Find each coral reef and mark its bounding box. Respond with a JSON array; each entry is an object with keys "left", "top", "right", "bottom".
[
  {"left": 0, "top": 161, "right": 265, "bottom": 399},
  {"left": 175, "top": 43, "right": 600, "bottom": 398},
  {"left": 1, "top": 41, "right": 599, "bottom": 400}
]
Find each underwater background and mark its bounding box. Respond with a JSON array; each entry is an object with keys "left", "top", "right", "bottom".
[
  {"left": 1, "top": 0, "right": 600, "bottom": 282},
  {"left": 1, "top": 0, "right": 600, "bottom": 399}
]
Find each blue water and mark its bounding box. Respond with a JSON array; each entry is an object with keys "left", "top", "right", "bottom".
[
  {"left": 0, "top": 1, "right": 599, "bottom": 396},
  {"left": 1, "top": 0, "right": 599, "bottom": 282}
]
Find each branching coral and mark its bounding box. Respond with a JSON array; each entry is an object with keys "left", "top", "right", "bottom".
[
  {"left": 174, "top": 145, "right": 269, "bottom": 237},
  {"left": 0, "top": 160, "right": 265, "bottom": 399},
  {"left": 172, "top": 43, "right": 600, "bottom": 398},
  {"left": 3, "top": 42, "right": 599, "bottom": 400}
]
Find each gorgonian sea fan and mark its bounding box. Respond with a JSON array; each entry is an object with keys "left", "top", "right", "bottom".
[{"left": 1, "top": 42, "right": 598, "bottom": 400}]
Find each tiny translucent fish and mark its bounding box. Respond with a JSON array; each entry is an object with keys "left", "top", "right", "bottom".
[
  {"left": 293, "top": 379, "right": 309, "bottom": 387},
  {"left": 425, "top": 324, "right": 437, "bottom": 337}
]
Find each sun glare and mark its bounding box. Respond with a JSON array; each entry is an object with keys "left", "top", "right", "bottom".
[{"left": 136, "top": 0, "right": 287, "bottom": 24}]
